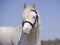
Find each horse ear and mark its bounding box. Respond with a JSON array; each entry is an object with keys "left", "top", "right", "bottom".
[
  {"left": 24, "top": 3, "right": 27, "bottom": 9},
  {"left": 32, "top": 4, "right": 36, "bottom": 9}
]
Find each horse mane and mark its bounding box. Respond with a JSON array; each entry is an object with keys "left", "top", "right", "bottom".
[{"left": 27, "top": 10, "right": 41, "bottom": 44}]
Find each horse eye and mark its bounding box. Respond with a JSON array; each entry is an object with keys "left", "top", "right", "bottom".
[{"left": 33, "top": 16, "right": 36, "bottom": 19}]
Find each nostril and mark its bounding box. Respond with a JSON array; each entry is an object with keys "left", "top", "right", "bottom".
[
  {"left": 26, "top": 28, "right": 28, "bottom": 30},
  {"left": 25, "top": 28, "right": 29, "bottom": 32},
  {"left": 26, "top": 30, "right": 28, "bottom": 32}
]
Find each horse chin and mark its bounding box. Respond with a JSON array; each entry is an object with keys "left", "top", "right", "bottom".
[
  {"left": 24, "top": 32, "right": 30, "bottom": 35},
  {"left": 22, "top": 30, "right": 30, "bottom": 35}
]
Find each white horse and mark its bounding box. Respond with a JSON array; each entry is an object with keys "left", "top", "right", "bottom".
[{"left": 0, "top": 4, "right": 41, "bottom": 45}]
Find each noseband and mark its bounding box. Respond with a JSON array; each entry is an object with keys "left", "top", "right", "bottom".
[{"left": 22, "top": 10, "right": 38, "bottom": 30}]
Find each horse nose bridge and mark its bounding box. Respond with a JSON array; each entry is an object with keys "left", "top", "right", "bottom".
[{"left": 25, "top": 18, "right": 32, "bottom": 22}]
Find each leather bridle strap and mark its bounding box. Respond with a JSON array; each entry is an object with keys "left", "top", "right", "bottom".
[
  {"left": 22, "top": 10, "right": 38, "bottom": 30},
  {"left": 22, "top": 21, "right": 34, "bottom": 29}
]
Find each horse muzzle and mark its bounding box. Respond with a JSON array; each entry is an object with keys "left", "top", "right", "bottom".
[{"left": 22, "top": 28, "right": 30, "bottom": 35}]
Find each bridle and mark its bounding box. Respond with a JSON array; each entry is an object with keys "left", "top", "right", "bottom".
[{"left": 22, "top": 10, "right": 38, "bottom": 30}]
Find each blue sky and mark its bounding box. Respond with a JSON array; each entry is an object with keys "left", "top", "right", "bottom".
[{"left": 0, "top": 0, "right": 60, "bottom": 40}]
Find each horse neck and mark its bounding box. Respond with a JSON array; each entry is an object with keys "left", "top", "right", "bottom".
[
  {"left": 28, "top": 26, "right": 39, "bottom": 41},
  {"left": 17, "top": 24, "right": 40, "bottom": 45},
  {"left": 18, "top": 27, "right": 39, "bottom": 45}
]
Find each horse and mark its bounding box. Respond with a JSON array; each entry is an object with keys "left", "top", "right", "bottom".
[
  {"left": 0, "top": 3, "right": 41, "bottom": 45},
  {"left": 18, "top": 4, "right": 41, "bottom": 45}
]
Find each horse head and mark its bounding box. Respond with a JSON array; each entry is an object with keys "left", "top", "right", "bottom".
[{"left": 22, "top": 3, "right": 40, "bottom": 35}]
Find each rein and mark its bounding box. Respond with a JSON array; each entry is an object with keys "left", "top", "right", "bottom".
[{"left": 22, "top": 10, "right": 38, "bottom": 30}]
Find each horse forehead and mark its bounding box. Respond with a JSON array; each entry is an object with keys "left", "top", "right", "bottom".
[
  {"left": 23, "top": 10, "right": 36, "bottom": 19},
  {"left": 30, "top": 11, "right": 36, "bottom": 16}
]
